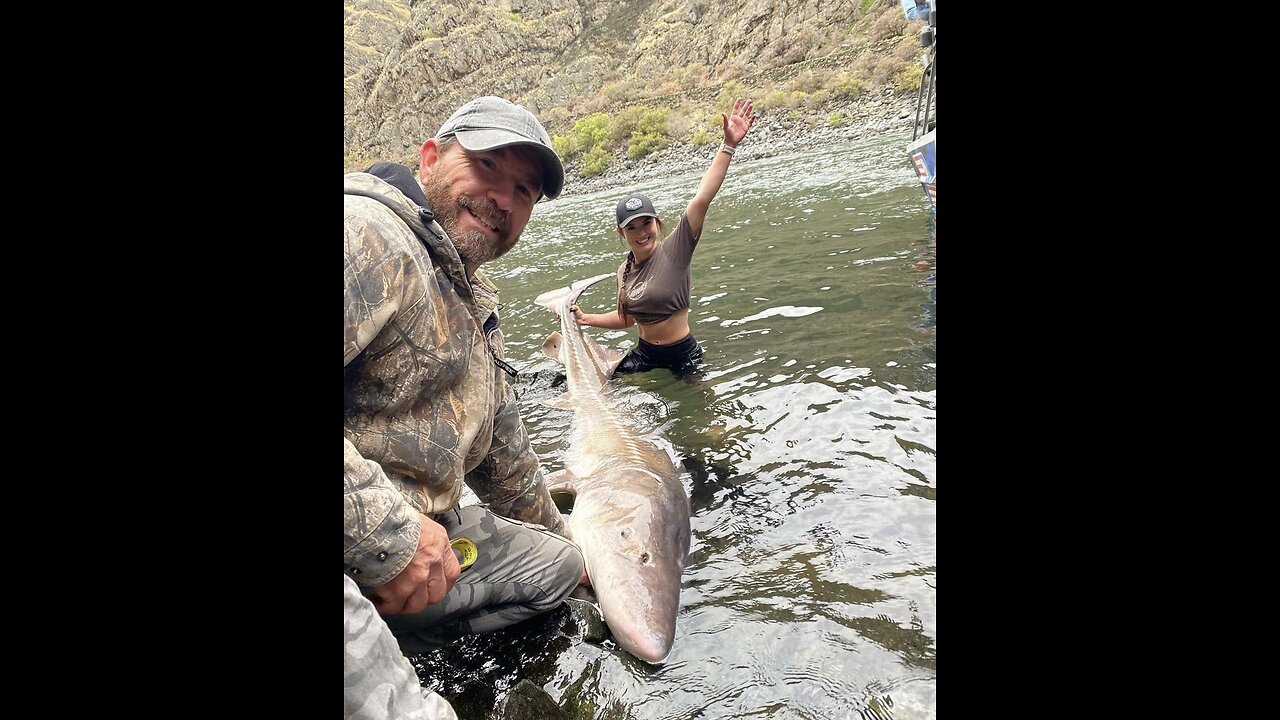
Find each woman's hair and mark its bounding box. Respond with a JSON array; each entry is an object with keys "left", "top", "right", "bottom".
[{"left": 616, "top": 217, "right": 665, "bottom": 321}]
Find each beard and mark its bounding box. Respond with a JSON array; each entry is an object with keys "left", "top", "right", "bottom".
[{"left": 422, "top": 173, "right": 515, "bottom": 268}]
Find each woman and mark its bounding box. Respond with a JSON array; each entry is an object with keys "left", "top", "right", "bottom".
[{"left": 570, "top": 97, "right": 757, "bottom": 375}]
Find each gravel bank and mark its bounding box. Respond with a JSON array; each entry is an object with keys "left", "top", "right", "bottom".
[{"left": 560, "top": 91, "right": 924, "bottom": 198}]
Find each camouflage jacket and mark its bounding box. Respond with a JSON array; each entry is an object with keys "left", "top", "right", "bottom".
[{"left": 344, "top": 171, "right": 564, "bottom": 588}]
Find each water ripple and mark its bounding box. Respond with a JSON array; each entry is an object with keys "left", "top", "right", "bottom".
[{"left": 417, "top": 131, "right": 935, "bottom": 719}]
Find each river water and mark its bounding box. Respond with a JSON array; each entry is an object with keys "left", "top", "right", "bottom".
[{"left": 411, "top": 130, "right": 936, "bottom": 720}]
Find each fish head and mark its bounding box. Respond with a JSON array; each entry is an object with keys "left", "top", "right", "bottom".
[{"left": 575, "top": 470, "right": 691, "bottom": 664}]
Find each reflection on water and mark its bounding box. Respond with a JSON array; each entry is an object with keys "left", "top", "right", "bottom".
[{"left": 414, "top": 131, "right": 936, "bottom": 719}]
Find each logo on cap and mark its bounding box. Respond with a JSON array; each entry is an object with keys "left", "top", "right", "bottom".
[{"left": 625, "top": 197, "right": 644, "bottom": 210}]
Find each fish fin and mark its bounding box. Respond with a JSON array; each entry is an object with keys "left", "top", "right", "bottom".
[
  {"left": 541, "top": 331, "right": 563, "bottom": 363},
  {"left": 540, "top": 393, "right": 575, "bottom": 411},
  {"left": 600, "top": 344, "right": 625, "bottom": 363},
  {"left": 601, "top": 345, "right": 626, "bottom": 375},
  {"left": 544, "top": 468, "right": 580, "bottom": 494},
  {"left": 580, "top": 332, "right": 627, "bottom": 376}
]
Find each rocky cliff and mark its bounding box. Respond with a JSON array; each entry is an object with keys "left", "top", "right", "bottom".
[{"left": 344, "top": 0, "right": 920, "bottom": 183}]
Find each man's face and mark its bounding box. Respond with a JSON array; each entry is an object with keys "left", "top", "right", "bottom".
[{"left": 420, "top": 141, "right": 543, "bottom": 268}]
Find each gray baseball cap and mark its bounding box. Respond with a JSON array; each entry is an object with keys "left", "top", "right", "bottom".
[
  {"left": 616, "top": 192, "right": 658, "bottom": 227},
  {"left": 435, "top": 96, "right": 564, "bottom": 200}
]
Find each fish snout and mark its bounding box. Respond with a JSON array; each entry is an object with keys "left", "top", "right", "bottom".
[{"left": 623, "top": 629, "right": 674, "bottom": 665}]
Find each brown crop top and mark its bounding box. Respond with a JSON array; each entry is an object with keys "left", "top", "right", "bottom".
[{"left": 617, "top": 213, "right": 701, "bottom": 325}]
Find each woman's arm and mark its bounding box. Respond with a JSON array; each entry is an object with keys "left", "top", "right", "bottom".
[
  {"left": 685, "top": 98, "right": 757, "bottom": 236},
  {"left": 570, "top": 305, "right": 633, "bottom": 329}
]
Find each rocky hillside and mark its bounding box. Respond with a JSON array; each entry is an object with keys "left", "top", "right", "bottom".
[{"left": 343, "top": 0, "right": 929, "bottom": 192}]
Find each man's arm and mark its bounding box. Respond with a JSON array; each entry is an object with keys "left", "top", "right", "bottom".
[
  {"left": 344, "top": 194, "right": 459, "bottom": 612},
  {"left": 344, "top": 441, "right": 458, "bottom": 614}
]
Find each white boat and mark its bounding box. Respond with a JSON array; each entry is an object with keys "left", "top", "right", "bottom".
[{"left": 904, "top": 1, "right": 936, "bottom": 223}]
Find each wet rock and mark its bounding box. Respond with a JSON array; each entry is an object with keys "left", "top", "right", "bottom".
[
  {"left": 563, "top": 596, "right": 608, "bottom": 644},
  {"left": 501, "top": 679, "right": 569, "bottom": 720}
]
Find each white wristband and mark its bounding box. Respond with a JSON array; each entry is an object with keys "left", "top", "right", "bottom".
[{"left": 719, "top": 143, "right": 736, "bottom": 156}]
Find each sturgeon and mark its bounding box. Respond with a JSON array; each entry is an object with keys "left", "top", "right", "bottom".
[{"left": 534, "top": 273, "right": 691, "bottom": 664}]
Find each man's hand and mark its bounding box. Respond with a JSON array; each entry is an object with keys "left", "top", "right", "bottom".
[{"left": 370, "top": 512, "right": 460, "bottom": 616}]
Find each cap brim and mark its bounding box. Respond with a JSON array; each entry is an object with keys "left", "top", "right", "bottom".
[
  {"left": 618, "top": 212, "right": 658, "bottom": 228},
  {"left": 454, "top": 128, "right": 564, "bottom": 200}
]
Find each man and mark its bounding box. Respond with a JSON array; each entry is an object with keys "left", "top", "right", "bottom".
[
  {"left": 344, "top": 96, "right": 584, "bottom": 719},
  {"left": 344, "top": 575, "right": 459, "bottom": 720}
]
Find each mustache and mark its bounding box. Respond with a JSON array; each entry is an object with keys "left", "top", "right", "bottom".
[{"left": 456, "top": 195, "right": 508, "bottom": 233}]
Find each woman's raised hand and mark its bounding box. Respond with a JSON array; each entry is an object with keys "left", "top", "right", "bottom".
[{"left": 722, "top": 98, "right": 757, "bottom": 147}]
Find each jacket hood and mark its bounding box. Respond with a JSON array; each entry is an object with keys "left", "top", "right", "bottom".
[{"left": 343, "top": 170, "right": 471, "bottom": 292}]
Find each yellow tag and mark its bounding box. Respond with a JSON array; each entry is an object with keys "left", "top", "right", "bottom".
[{"left": 450, "top": 537, "right": 478, "bottom": 571}]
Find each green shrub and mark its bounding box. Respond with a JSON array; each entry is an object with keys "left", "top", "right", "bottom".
[
  {"left": 552, "top": 134, "right": 575, "bottom": 160},
  {"left": 897, "top": 64, "right": 924, "bottom": 92},
  {"left": 570, "top": 113, "right": 611, "bottom": 155},
  {"left": 831, "top": 73, "right": 864, "bottom": 99},
  {"left": 626, "top": 108, "right": 670, "bottom": 159},
  {"left": 828, "top": 111, "right": 846, "bottom": 127},
  {"left": 628, "top": 131, "right": 668, "bottom": 159},
  {"left": 639, "top": 108, "right": 669, "bottom": 131},
  {"left": 717, "top": 80, "right": 749, "bottom": 109},
  {"left": 804, "top": 89, "right": 832, "bottom": 109},
  {"left": 612, "top": 106, "right": 648, "bottom": 144},
  {"left": 871, "top": 57, "right": 908, "bottom": 86},
  {"left": 689, "top": 128, "right": 712, "bottom": 146},
  {"left": 581, "top": 145, "right": 611, "bottom": 177}
]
